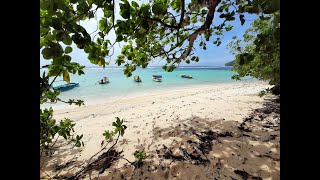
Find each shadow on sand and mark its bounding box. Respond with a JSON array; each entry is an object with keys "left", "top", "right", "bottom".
[
  {"left": 98, "top": 97, "right": 280, "bottom": 180},
  {"left": 41, "top": 97, "right": 280, "bottom": 180}
]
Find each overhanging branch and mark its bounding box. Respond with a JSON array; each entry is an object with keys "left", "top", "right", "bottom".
[{"left": 175, "top": 0, "right": 221, "bottom": 61}]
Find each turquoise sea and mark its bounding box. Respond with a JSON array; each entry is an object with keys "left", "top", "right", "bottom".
[{"left": 40, "top": 66, "right": 254, "bottom": 108}]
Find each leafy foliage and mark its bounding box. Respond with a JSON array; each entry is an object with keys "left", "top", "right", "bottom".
[
  {"left": 112, "top": 117, "right": 127, "bottom": 136},
  {"left": 40, "top": 63, "right": 85, "bottom": 156},
  {"left": 40, "top": 0, "right": 278, "bottom": 77},
  {"left": 40, "top": 108, "right": 84, "bottom": 156},
  {"left": 101, "top": 117, "right": 127, "bottom": 146},
  {"left": 134, "top": 150, "right": 147, "bottom": 161},
  {"left": 72, "top": 117, "right": 127, "bottom": 179},
  {"left": 103, "top": 130, "right": 113, "bottom": 141},
  {"left": 228, "top": 9, "right": 280, "bottom": 93}
]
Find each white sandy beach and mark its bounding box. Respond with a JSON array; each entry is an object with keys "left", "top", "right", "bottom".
[{"left": 41, "top": 81, "right": 280, "bottom": 179}]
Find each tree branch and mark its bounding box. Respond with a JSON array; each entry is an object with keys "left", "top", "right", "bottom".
[
  {"left": 145, "top": 17, "right": 178, "bottom": 29},
  {"left": 64, "top": 0, "right": 98, "bottom": 32},
  {"left": 167, "top": 12, "right": 178, "bottom": 23},
  {"left": 48, "top": 69, "right": 63, "bottom": 89},
  {"left": 112, "top": 0, "right": 115, "bottom": 27},
  {"left": 72, "top": 133, "right": 120, "bottom": 179},
  {"left": 178, "top": 0, "right": 185, "bottom": 28},
  {"left": 175, "top": 0, "right": 221, "bottom": 61}
]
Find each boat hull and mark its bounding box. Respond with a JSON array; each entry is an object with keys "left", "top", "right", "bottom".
[
  {"left": 98, "top": 81, "right": 109, "bottom": 84},
  {"left": 53, "top": 83, "right": 79, "bottom": 91},
  {"left": 180, "top": 74, "right": 192, "bottom": 79}
]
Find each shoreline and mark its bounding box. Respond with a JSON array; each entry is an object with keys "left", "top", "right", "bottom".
[{"left": 46, "top": 79, "right": 265, "bottom": 111}]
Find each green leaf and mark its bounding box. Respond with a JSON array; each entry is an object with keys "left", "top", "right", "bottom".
[
  {"left": 48, "top": 68, "right": 61, "bottom": 77},
  {"left": 65, "top": 47, "right": 73, "bottom": 54},
  {"left": 98, "top": 32, "right": 104, "bottom": 38},
  {"left": 191, "top": 16, "right": 197, "bottom": 23},
  {"left": 219, "top": 14, "right": 226, "bottom": 18},
  {"left": 40, "top": 27, "right": 49, "bottom": 34},
  {"left": 152, "top": 3, "right": 167, "bottom": 15},
  {"left": 201, "top": 9, "right": 207, "bottom": 14},
  {"left": 225, "top": 24, "right": 233, "bottom": 31},
  {"left": 138, "top": 28, "right": 147, "bottom": 34},
  {"left": 103, "top": 130, "right": 112, "bottom": 140},
  {"left": 132, "top": 1, "right": 139, "bottom": 8},
  {"left": 99, "top": 19, "right": 107, "bottom": 31},
  {"left": 140, "top": 4, "right": 151, "bottom": 17},
  {"left": 97, "top": 38, "right": 103, "bottom": 45},
  {"left": 120, "top": 2, "right": 131, "bottom": 19},
  {"left": 40, "top": 38, "right": 46, "bottom": 48},
  {"left": 84, "top": 45, "right": 91, "bottom": 53},
  {"left": 64, "top": 55, "right": 71, "bottom": 62},
  {"left": 62, "top": 35, "right": 72, "bottom": 45},
  {"left": 116, "top": 35, "right": 123, "bottom": 42},
  {"left": 42, "top": 48, "right": 53, "bottom": 59}
]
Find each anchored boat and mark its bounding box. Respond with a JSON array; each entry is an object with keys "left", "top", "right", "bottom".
[
  {"left": 152, "top": 75, "right": 162, "bottom": 82},
  {"left": 180, "top": 74, "right": 192, "bottom": 79},
  {"left": 98, "top": 77, "right": 109, "bottom": 84},
  {"left": 53, "top": 83, "right": 79, "bottom": 91},
  {"left": 134, "top": 76, "right": 142, "bottom": 82}
]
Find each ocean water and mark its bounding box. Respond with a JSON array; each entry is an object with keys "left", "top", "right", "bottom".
[{"left": 40, "top": 66, "right": 254, "bottom": 108}]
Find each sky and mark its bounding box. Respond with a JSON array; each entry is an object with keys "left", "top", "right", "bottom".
[{"left": 40, "top": 1, "right": 257, "bottom": 67}]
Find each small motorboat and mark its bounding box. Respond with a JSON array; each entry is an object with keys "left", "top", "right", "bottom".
[
  {"left": 152, "top": 75, "right": 162, "bottom": 82},
  {"left": 180, "top": 74, "right": 192, "bottom": 79},
  {"left": 134, "top": 76, "right": 142, "bottom": 82},
  {"left": 53, "top": 83, "right": 79, "bottom": 91},
  {"left": 98, "top": 77, "right": 109, "bottom": 84}
]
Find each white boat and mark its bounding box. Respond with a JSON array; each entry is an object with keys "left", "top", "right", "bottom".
[
  {"left": 180, "top": 74, "right": 193, "bottom": 79},
  {"left": 98, "top": 77, "right": 109, "bottom": 84}
]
